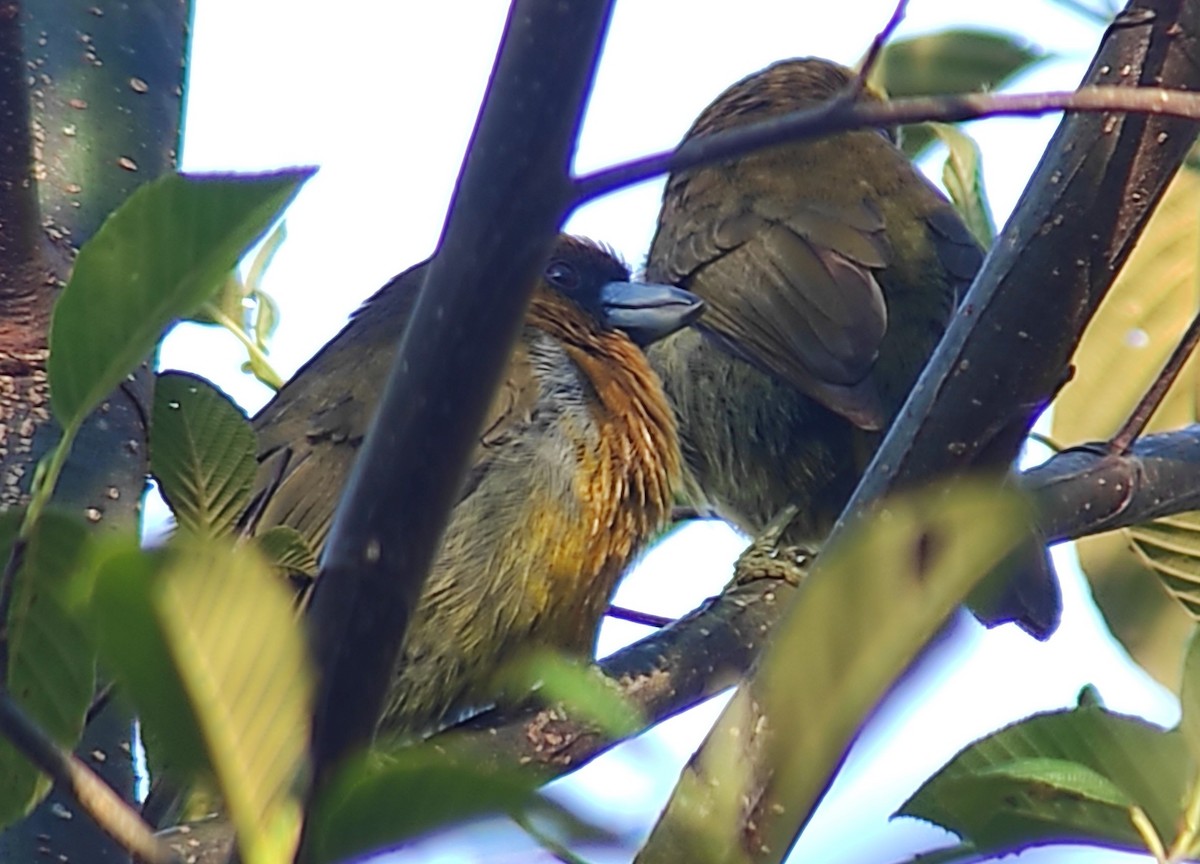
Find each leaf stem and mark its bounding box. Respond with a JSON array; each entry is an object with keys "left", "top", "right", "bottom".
[
  {"left": 1166, "top": 769, "right": 1200, "bottom": 862},
  {"left": 1131, "top": 803, "right": 1169, "bottom": 863},
  {"left": 200, "top": 301, "right": 284, "bottom": 391}
]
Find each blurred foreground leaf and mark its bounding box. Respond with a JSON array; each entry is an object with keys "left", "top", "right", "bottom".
[
  {"left": 500, "top": 651, "right": 642, "bottom": 739},
  {"left": 0, "top": 513, "right": 94, "bottom": 828},
  {"left": 310, "top": 744, "right": 596, "bottom": 864},
  {"left": 87, "top": 539, "right": 312, "bottom": 864},
  {"left": 635, "top": 482, "right": 1029, "bottom": 861}
]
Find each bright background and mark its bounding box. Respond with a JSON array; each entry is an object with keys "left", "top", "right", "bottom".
[{"left": 157, "top": 2, "right": 1177, "bottom": 861}]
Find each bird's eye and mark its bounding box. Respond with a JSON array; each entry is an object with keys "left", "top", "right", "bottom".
[{"left": 544, "top": 260, "right": 579, "bottom": 290}]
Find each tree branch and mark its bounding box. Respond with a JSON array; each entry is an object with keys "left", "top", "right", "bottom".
[
  {"left": 0, "top": 0, "right": 40, "bottom": 298},
  {"left": 304, "top": 0, "right": 616, "bottom": 809},
  {"left": 571, "top": 85, "right": 1200, "bottom": 206},
  {"left": 0, "top": 694, "right": 176, "bottom": 864},
  {"left": 436, "top": 423, "right": 1200, "bottom": 776}
]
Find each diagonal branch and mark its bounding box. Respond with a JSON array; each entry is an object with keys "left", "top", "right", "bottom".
[
  {"left": 0, "top": 693, "right": 176, "bottom": 864},
  {"left": 303, "top": 0, "right": 617, "bottom": 811},
  {"left": 571, "top": 85, "right": 1200, "bottom": 207}
]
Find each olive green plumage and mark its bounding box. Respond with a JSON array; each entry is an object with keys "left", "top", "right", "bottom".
[
  {"left": 243, "top": 235, "right": 699, "bottom": 735},
  {"left": 646, "top": 58, "right": 1059, "bottom": 637}
]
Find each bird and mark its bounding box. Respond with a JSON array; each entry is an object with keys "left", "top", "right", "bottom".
[
  {"left": 241, "top": 234, "right": 704, "bottom": 736},
  {"left": 644, "top": 57, "right": 1060, "bottom": 638}
]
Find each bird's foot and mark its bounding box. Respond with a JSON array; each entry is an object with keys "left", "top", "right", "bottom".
[{"left": 733, "top": 537, "right": 815, "bottom": 588}]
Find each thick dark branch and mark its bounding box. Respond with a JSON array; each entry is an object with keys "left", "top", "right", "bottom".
[
  {"left": 0, "top": 694, "right": 176, "bottom": 864},
  {"left": 305, "top": 0, "right": 616, "bottom": 801},
  {"left": 1028, "top": 426, "right": 1200, "bottom": 542},
  {"left": 572, "top": 85, "right": 1200, "bottom": 206},
  {"left": 2, "top": 3, "right": 187, "bottom": 862},
  {"left": 846, "top": 3, "right": 1200, "bottom": 524},
  {"left": 441, "top": 577, "right": 785, "bottom": 775},
  {"left": 0, "top": 0, "right": 39, "bottom": 292}
]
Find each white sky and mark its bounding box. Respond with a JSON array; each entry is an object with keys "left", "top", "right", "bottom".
[{"left": 161, "top": 2, "right": 1176, "bottom": 862}]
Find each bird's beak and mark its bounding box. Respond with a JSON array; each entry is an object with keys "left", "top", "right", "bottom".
[{"left": 599, "top": 281, "right": 705, "bottom": 346}]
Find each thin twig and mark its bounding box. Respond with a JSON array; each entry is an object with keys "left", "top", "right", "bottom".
[
  {"left": 1109, "top": 308, "right": 1200, "bottom": 454},
  {"left": 854, "top": 0, "right": 910, "bottom": 93},
  {"left": 606, "top": 605, "right": 673, "bottom": 629},
  {"left": 0, "top": 692, "right": 178, "bottom": 864},
  {"left": 85, "top": 681, "right": 116, "bottom": 726},
  {"left": 1025, "top": 431, "right": 1063, "bottom": 454},
  {"left": 0, "top": 537, "right": 28, "bottom": 688},
  {"left": 571, "top": 85, "right": 1200, "bottom": 205}
]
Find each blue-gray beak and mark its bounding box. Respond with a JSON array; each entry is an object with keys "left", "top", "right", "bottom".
[{"left": 599, "top": 281, "right": 704, "bottom": 346}]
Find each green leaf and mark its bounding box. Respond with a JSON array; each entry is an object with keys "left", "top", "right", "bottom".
[
  {"left": 899, "top": 705, "right": 1191, "bottom": 856},
  {"left": 931, "top": 123, "right": 995, "bottom": 248},
  {"left": 869, "top": 30, "right": 1046, "bottom": 158},
  {"left": 500, "top": 651, "right": 642, "bottom": 738},
  {"left": 871, "top": 30, "right": 1045, "bottom": 98},
  {"left": 255, "top": 526, "right": 319, "bottom": 578},
  {"left": 88, "top": 539, "right": 312, "bottom": 864},
  {"left": 1182, "top": 629, "right": 1200, "bottom": 760},
  {"left": 637, "top": 482, "right": 1030, "bottom": 861},
  {"left": 1129, "top": 515, "right": 1200, "bottom": 619},
  {"left": 310, "top": 746, "right": 570, "bottom": 864},
  {"left": 150, "top": 371, "right": 257, "bottom": 539},
  {"left": 48, "top": 169, "right": 313, "bottom": 430},
  {"left": 0, "top": 512, "right": 95, "bottom": 828}
]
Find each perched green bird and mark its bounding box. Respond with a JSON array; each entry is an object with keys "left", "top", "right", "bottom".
[
  {"left": 242, "top": 235, "right": 702, "bottom": 734},
  {"left": 145, "top": 236, "right": 702, "bottom": 828},
  {"left": 645, "top": 57, "right": 1060, "bottom": 638}
]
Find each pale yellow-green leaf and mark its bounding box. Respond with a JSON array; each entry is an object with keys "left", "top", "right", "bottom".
[
  {"left": 636, "top": 482, "right": 1029, "bottom": 862},
  {"left": 1054, "top": 165, "right": 1200, "bottom": 442},
  {"left": 89, "top": 540, "right": 312, "bottom": 864},
  {"left": 1077, "top": 533, "right": 1195, "bottom": 690},
  {"left": 1130, "top": 514, "right": 1200, "bottom": 619},
  {"left": 1052, "top": 162, "right": 1200, "bottom": 692},
  {"left": 930, "top": 123, "right": 995, "bottom": 248}
]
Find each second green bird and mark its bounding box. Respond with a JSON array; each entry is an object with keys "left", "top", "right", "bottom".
[{"left": 645, "top": 57, "right": 1061, "bottom": 638}]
